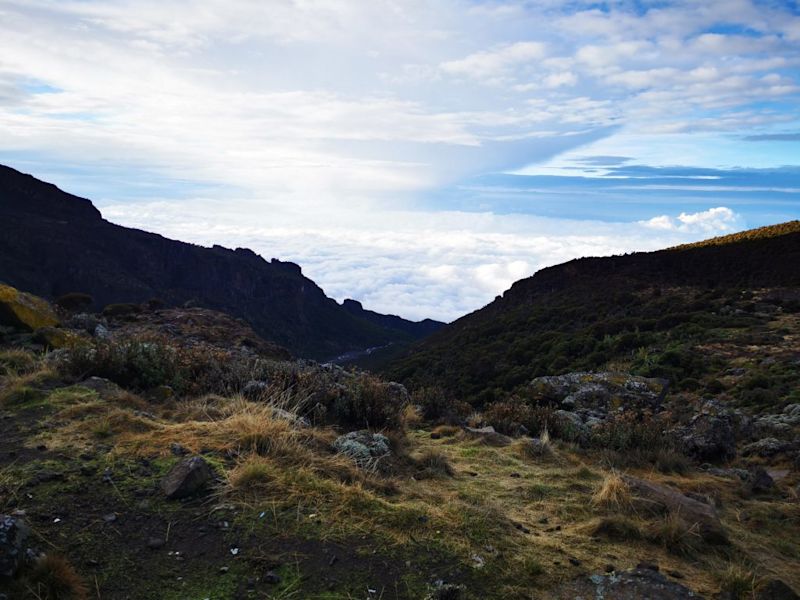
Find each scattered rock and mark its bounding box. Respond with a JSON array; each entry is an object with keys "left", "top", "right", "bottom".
[
  {"left": 0, "top": 515, "right": 30, "bottom": 578},
  {"left": 426, "top": 581, "right": 465, "bottom": 600},
  {"left": 263, "top": 570, "right": 281, "bottom": 584},
  {"left": 146, "top": 537, "right": 165, "bottom": 550},
  {"left": 333, "top": 431, "right": 391, "bottom": 468},
  {"left": 160, "top": 456, "right": 215, "bottom": 499},
  {"left": 746, "top": 467, "right": 774, "bottom": 494},
  {"left": 551, "top": 567, "right": 699, "bottom": 599},
  {"left": 622, "top": 475, "right": 727, "bottom": 544},
  {"left": 463, "top": 426, "right": 512, "bottom": 447},
  {"left": 528, "top": 372, "right": 666, "bottom": 413},
  {"left": 682, "top": 405, "right": 736, "bottom": 463}
]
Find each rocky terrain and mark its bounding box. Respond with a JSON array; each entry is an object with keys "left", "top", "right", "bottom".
[
  {"left": 0, "top": 164, "right": 444, "bottom": 360},
  {"left": 0, "top": 275, "right": 799, "bottom": 599}
]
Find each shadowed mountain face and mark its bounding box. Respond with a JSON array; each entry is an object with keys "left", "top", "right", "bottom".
[
  {"left": 0, "top": 164, "right": 443, "bottom": 359},
  {"left": 386, "top": 221, "right": 800, "bottom": 404}
]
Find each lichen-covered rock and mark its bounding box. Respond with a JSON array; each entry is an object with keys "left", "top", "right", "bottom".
[
  {"left": 0, "top": 284, "right": 59, "bottom": 331},
  {"left": 528, "top": 372, "right": 666, "bottom": 412},
  {"left": 742, "top": 437, "right": 793, "bottom": 457},
  {"left": 550, "top": 567, "right": 699, "bottom": 599},
  {"left": 0, "top": 514, "right": 30, "bottom": 578},
  {"left": 622, "top": 475, "right": 727, "bottom": 544},
  {"left": 160, "top": 456, "right": 215, "bottom": 499},
  {"left": 333, "top": 431, "right": 391, "bottom": 468}
]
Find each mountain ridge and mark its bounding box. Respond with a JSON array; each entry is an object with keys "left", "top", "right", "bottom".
[{"left": 0, "top": 164, "right": 444, "bottom": 359}]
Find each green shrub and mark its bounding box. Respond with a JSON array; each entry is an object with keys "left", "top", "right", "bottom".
[
  {"left": 55, "top": 292, "right": 93, "bottom": 312},
  {"left": 59, "top": 337, "right": 182, "bottom": 391},
  {"left": 332, "top": 375, "right": 409, "bottom": 429},
  {"left": 102, "top": 303, "right": 142, "bottom": 318}
]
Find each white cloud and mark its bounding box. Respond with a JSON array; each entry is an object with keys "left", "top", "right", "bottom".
[
  {"left": 101, "top": 200, "right": 745, "bottom": 321},
  {"left": 440, "top": 41, "right": 547, "bottom": 82},
  {"left": 641, "top": 207, "right": 743, "bottom": 235}
]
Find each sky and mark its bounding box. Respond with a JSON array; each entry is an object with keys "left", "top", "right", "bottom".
[{"left": 1, "top": 0, "right": 799, "bottom": 322}]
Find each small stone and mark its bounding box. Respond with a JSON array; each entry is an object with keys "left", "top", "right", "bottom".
[
  {"left": 636, "top": 561, "right": 659, "bottom": 572},
  {"left": 510, "top": 472, "right": 521, "bottom": 478},
  {"left": 569, "top": 558, "right": 581, "bottom": 566},
  {"left": 146, "top": 537, "right": 165, "bottom": 550},
  {"left": 219, "top": 566, "right": 229, "bottom": 574},
  {"left": 263, "top": 571, "right": 281, "bottom": 584},
  {"left": 538, "top": 517, "right": 549, "bottom": 524},
  {"left": 604, "top": 564, "right": 615, "bottom": 573},
  {"left": 430, "top": 432, "right": 441, "bottom": 440},
  {"left": 667, "top": 570, "right": 685, "bottom": 579},
  {"left": 160, "top": 456, "right": 214, "bottom": 500},
  {"left": 102, "top": 513, "right": 117, "bottom": 523}
]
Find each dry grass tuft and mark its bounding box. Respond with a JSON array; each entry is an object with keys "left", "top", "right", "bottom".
[
  {"left": 647, "top": 512, "right": 703, "bottom": 556},
  {"left": 414, "top": 450, "right": 455, "bottom": 479},
  {"left": 431, "top": 424, "right": 460, "bottom": 438},
  {"left": 588, "top": 515, "right": 643, "bottom": 541},
  {"left": 592, "top": 471, "right": 632, "bottom": 510},
  {"left": 26, "top": 554, "right": 88, "bottom": 600}
]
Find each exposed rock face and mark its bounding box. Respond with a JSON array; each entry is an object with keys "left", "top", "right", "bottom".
[
  {"left": 0, "top": 164, "right": 443, "bottom": 359},
  {"left": 0, "top": 284, "right": 59, "bottom": 332},
  {"left": 333, "top": 431, "right": 391, "bottom": 468},
  {"left": 550, "top": 567, "right": 700, "bottom": 599},
  {"left": 622, "top": 475, "right": 728, "bottom": 544},
  {"left": 0, "top": 515, "right": 30, "bottom": 578},
  {"left": 160, "top": 457, "right": 215, "bottom": 499}
]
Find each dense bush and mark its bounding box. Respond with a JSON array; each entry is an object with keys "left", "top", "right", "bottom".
[
  {"left": 55, "top": 292, "right": 93, "bottom": 312},
  {"left": 59, "top": 337, "right": 183, "bottom": 391},
  {"left": 102, "top": 303, "right": 142, "bottom": 318},
  {"left": 483, "top": 399, "right": 553, "bottom": 436},
  {"left": 412, "top": 386, "right": 470, "bottom": 423},
  {"left": 332, "top": 376, "right": 409, "bottom": 430}
]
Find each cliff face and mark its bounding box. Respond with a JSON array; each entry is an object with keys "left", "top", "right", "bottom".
[{"left": 0, "top": 164, "right": 439, "bottom": 359}]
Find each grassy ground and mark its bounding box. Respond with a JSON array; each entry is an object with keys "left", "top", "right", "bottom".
[{"left": 1, "top": 348, "right": 799, "bottom": 599}]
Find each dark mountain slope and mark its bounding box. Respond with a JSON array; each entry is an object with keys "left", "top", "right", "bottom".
[
  {"left": 0, "top": 164, "right": 441, "bottom": 359},
  {"left": 341, "top": 299, "right": 444, "bottom": 338},
  {"left": 386, "top": 221, "right": 800, "bottom": 404}
]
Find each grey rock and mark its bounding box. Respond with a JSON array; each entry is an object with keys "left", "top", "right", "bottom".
[
  {"left": 0, "top": 515, "right": 30, "bottom": 578},
  {"left": 463, "top": 425, "right": 513, "bottom": 447},
  {"left": 93, "top": 323, "right": 110, "bottom": 339},
  {"left": 551, "top": 567, "right": 699, "bottom": 599},
  {"left": 742, "top": 437, "right": 792, "bottom": 457},
  {"left": 746, "top": 467, "right": 774, "bottom": 494},
  {"left": 528, "top": 372, "right": 665, "bottom": 413},
  {"left": 683, "top": 408, "right": 736, "bottom": 463},
  {"left": 622, "top": 475, "right": 727, "bottom": 544},
  {"left": 160, "top": 456, "right": 215, "bottom": 499}
]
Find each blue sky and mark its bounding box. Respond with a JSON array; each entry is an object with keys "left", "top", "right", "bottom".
[{"left": 0, "top": 0, "right": 799, "bottom": 321}]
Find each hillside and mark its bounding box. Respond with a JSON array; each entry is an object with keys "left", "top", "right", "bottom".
[
  {"left": 386, "top": 222, "right": 800, "bottom": 406},
  {"left": 1, "top": 282, "right": 798, "bottom": 599},
  {"left": 0, "top": 164, "right": 443, "bottom": 360}
]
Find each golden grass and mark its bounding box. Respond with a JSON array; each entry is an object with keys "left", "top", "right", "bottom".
[
  {"left": 591, "top": 471, "right": 632, "bottom": 510},
  {"left": 27, "top": 554, "right": 89, "bottom": 600}
]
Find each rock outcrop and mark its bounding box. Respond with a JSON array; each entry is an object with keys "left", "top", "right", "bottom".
[{"left": 0, "top": 284, "right": 59, "bottom": 332}]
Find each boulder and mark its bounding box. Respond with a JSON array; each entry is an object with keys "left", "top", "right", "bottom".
[
  {"left": 160, "top": 456, "right": 215, "bottom": 499},
  {"left": 333, "top": 431, "right": 391, "bottom": 468},
  {"left": 0, "top": 284, "right": 59, "bottom": 332},
  {"left": 463, "top": 425, "right": 513, "bottom": 447},
  {"left": 742, "top": 437, "right": 793, "bottom": 458},
  {"left": 682, "top": 408, "right": 736, "bottom": 463},
  {"left": 550, "top": 567, "right": 700, "bottom": 599},
  {"left": 754, "top": 579, "right": 799, "bottom": 600},
  {"left": 528, "top": 372, "right": 666, "bottom": 413},
  {"left": 0, "top": 515, "right": 30, "bottom": 578},
  {"left": 622, "top": 475, "right": 727, "bottom": 544},
  {"left": 746, "top": 467, "right": 774, "bottom": 494}
]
